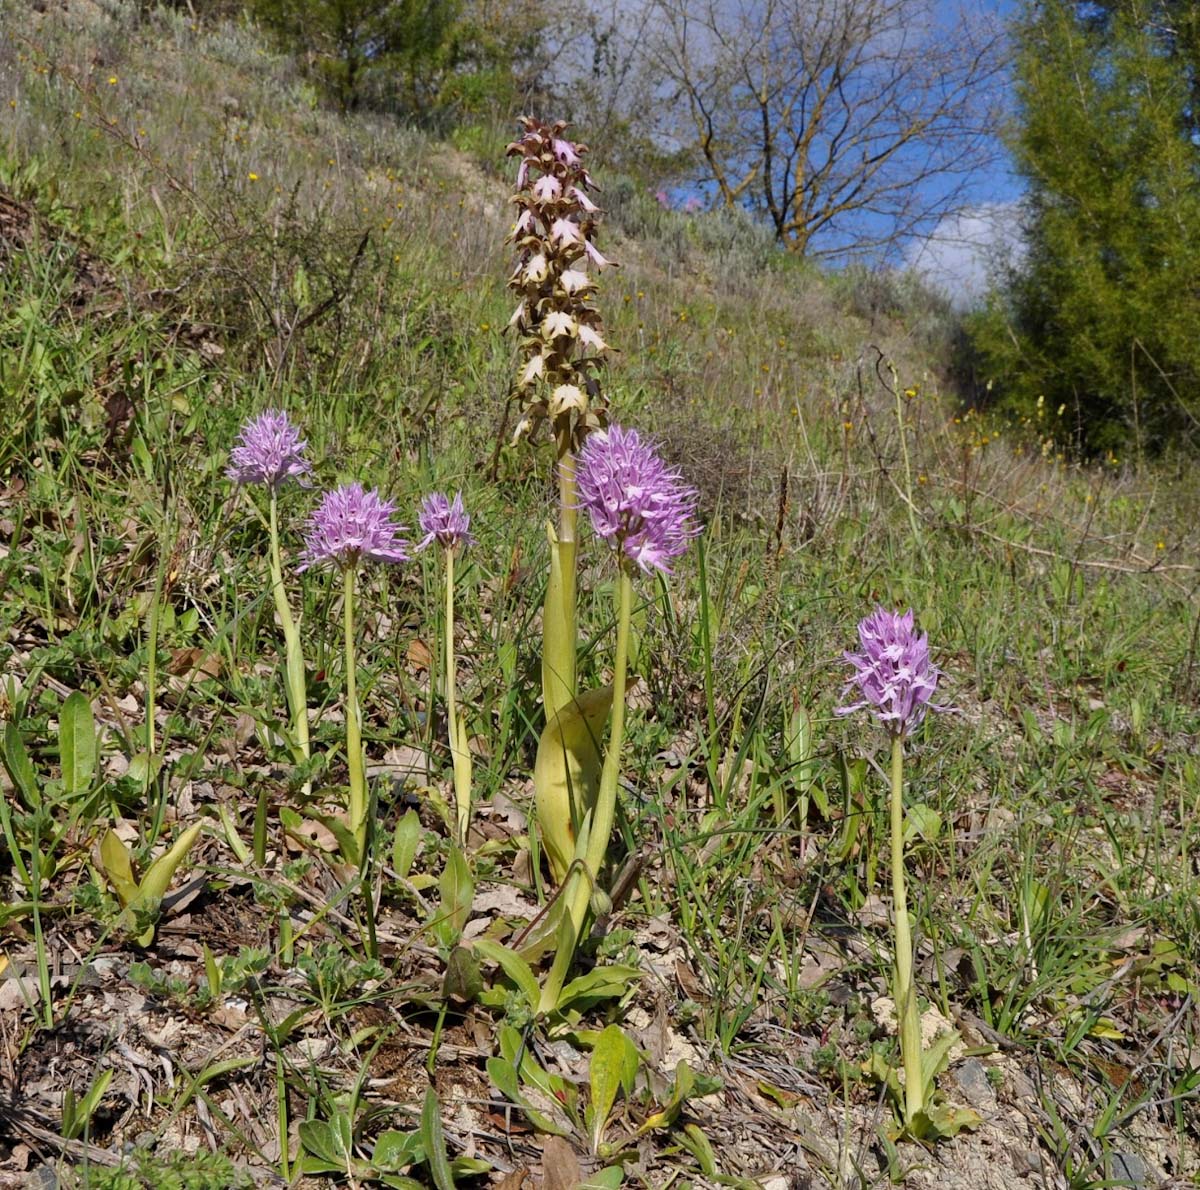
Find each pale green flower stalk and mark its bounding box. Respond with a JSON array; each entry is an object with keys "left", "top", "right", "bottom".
[
  {"left": 539, "top": 426, "right": 698, "bottom": 1014},
  {"left": 418, "top": 492, "right": 474, "bottom": 847},
  {"left": 837, "top": 607, "right": 944, "bottom": 1128},
  {"left": 227, "top": 410, "right": 312, "bottom": 864},
  {"left": 299, "top": 483, "right": 409, "bottom": 865},
  {"left": 506, "top": 117, "right": 617, "bottom": 883}
]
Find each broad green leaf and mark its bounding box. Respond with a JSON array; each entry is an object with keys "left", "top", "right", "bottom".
[
  {"left": 587, "top": 1024, "right": 632, "bottom": 1154},
  {"left": 420, "top": 1086, "right": 454, "bottom": 1190},
  {"left": 915, "top": 1099, "right": 982, "bottom": 1140},
  {"left": 136, "top": 821, "right": 205, "bottom": 904},
  {"left": 59, "top": 691, "right": 96, "bottom": 799},
  {"left": 578, "top": 1168, "right": 626, "bottom": 1189},
  {"left": 391, "top": 809, "right": 421, "bottom": 879},
  {"left": 125, "top": 751, "right": 163, "bottom": 787},
  {"left": 639, "top": 1060, "right": 695, "bottom": 1134},
  {"left": 203, "top": 944, "right": 221, "bottom": 998},
  {"left": 128, "top": 821, "right": 205, "bottom": 945},
  {"left": 903, "top": 803, "right": 941, "bottom": 846},
  {"left": 62, "top": 1067, "right": 112, "bottom": 1140},
  {"left": 299, "top": 1119, "right": 352, "bottom": 1170},
  {"left": 920, "top": 1029, "right": 963, "bottom": 1094},
  {"left": 434, "top": 843, "right": 474, "bottom": 950},
  {"left": 678, "top": 1123, "right": 717, "bottom": 1177},
  {"left": 372, "top": 1129, "right": 424, "bottom": 1171},
  {"left": 486, "top": 1057, "right": 572, "bottom": 1136},
  {"left": 558, "top": 963, "right": 641, "bottom": 1013},
  {"left": 472, "top": 937, "right": 540, "bottom": 1011},
  {"left": 2, "top": 721, "right": 41, "bottom": 810},
  {"left": 442, "top": 945, "right": 483, "bottom": 1003},
  {"left": 496, "top": 1027, "right": 573, "bottom": 1109},
  {"left": 100, "top": 830, "right": 139, "bottom": 906},
  {"left": 533, "top": 684, "right": 613, "bottom": 884},
  {"left": 785, "top": 700, "right": 812, "bottom": 769}
]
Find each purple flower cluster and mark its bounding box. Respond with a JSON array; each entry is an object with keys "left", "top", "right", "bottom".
[
  {"left": 576, "top": 425, "right": 699, "bottom": 575},
  {"left": 297, "top": 483, "right": 409, "bottom": 572},
  {"left": 837, "top": 607, "right": 943, "bottom": 738},
  {"left": 417, "top": 491, "right": 473, "bottom": 552},
  {"left": 226, "top": 410, "right": 311, "bottom": 490}
]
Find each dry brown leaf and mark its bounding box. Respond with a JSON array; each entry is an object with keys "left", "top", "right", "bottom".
[
  {"left": 407, "top": 639, "right": 432, "bottom": 672},
  {"left": 540, "top": 1136, "right": 581, "bottom": 1190},
  {"left": 167, "top": 647, "right": 222, "bottom": 680},
  {"left": 285, "top": 818, "right": 339, "bottom": 853}
]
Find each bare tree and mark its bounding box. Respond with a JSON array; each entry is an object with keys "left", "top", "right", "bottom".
[
  {"left": 536, "top": 0, "right": 666, "bottom": 160},
  {"left": 648, "top": 0, "right": 1009, "bottom": 258}
]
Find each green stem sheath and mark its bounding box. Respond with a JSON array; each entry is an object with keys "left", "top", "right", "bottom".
[
  {"left": 444, "top": 546, "right": 471, "bottom": 847},
  {"left": 343, "top": 564, "right": 367, "bottom": 863},
  {"left": 539, "top": 563, "right": 633, "bottom": 1014},
  {"left": 542, "top": 423, "right": 578, "bottom": 718},
  {"left": 269, "top": 493, "right": 310, "bottom": 771},
  {"left": 890, "top": 733, "right": 925, "bottom": 1123}
]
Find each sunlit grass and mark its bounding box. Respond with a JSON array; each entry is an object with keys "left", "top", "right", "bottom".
[{"left": 0, "top": 3, "right": 1198, "bottom": 1186}]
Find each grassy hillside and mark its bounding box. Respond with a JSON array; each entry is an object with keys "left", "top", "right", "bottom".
[{"left": 1, "top": 4, "right": 1199, "bottom": 1188}]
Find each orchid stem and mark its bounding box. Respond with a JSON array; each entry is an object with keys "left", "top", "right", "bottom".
[
  {"left": 343, "top": 564, "right": 367, "bottom": 865},
  {"left": 445, "top": 546, "right": 471, "bottom": 847},
  {"left": 890, "top": 733, "right": 925, "bottom": 1125},
  {"left": 543, "top": 422, "right": 578, "bottom": 718},
  {"left": 539, "top": 563, "right": 633, "bottom": 1015},
  {"left": 256, "top": 492, "right": 310, "bottom": 865},
  {"left": 269, "top": 491, "right": 311, "bottom": 779}
]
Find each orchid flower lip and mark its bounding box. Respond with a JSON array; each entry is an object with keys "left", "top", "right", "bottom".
[
  {"left": 226, "top": 409, "right": 311, "bottom": 490},
  {"left": 416, "top": 490, "right": 473, "bottom": 552},
  {"left": 298, "top": 482, "right": 410, "bottom": 572},
  {"left": 836, "top": 606, "right": 948, "bottom": 738},
  {"left": 575, "top": 424, "right": 700, "bottom": 575}
]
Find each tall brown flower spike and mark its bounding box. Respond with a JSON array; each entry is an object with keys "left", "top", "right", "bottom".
[
  {"left": 507, "top": 118, "right": 620, "bottom": 874},
  {"left": 506, "top": 116, "right": 616, "bottom": 449}
]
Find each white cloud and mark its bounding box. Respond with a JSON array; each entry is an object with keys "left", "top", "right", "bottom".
[{"left": 903, "top": 203, "right": 1025, "bottom": 307}]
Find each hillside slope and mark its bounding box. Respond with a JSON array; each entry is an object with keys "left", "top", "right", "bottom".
[{"left": 1, "top": 4, "right": 1199, "bottom": 1189}]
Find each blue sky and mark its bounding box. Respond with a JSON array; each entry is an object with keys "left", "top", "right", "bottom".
[{"left": 900, "top": 0, "right": 1027, "bottom": 303}]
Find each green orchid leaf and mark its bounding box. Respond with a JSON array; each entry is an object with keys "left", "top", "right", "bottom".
[
  {"left": 486, "top": 1057, "right": 572, "bottom": 1136},
  {"left": 450, "top": 1157, "right": 492, "bottom": 1177},
  {"left": 677, "top": 1123, "right": 717, "bottom": 1177},
  {"left": 644, "top": 1059, "right": 723, "bottom": 1135},
  {"left": 533, "top": 684, "right": 613, "bottom": 884},
  {"left": 59, "top": 690, "right": 96, "bottom": 800},
  {"left": 558, "top": 963, "right": 641, "bottom": 1013},
  {"left": 587, "top": 1023, "right": 632, "bottom": 1154},
  {"left": 433, "top": 843, "right": 473, "bottom": 951},
  {"left": 125, "top": 821, "right": 205, "bottom": 945},
  {"left": 100, "top": 829, "right": 139, "bottom": 907},
  {"left": 920, "top": 1029, "right": 962, "bottom": 1095},
  {"left": 3, "top": 721, "right": 41, "bottom": 811},
  {"left": 372, "top": 1129, "right": 424, "bottom": 1172},
  {"left": 420, "top": 1086, "right": 455, "bottom": 1190},
  {"left": 903, "top": 803, "right": 942, "bottom": 846},
  {"left": 578, "top": 1167, "right": 626, "bottom": 1189},
  {"left": 391, "top": 809, "right": 421, "bottom": 879},
  {"left": 913, "top": 1099, "right": 982, "bottom": 1140},
  {"left": 443, "top": 944, "right": 483, "bottom": 1003},
  {"left": 299, "top": 1118, "right": 351, "bottom": 1168},
  {"left": 472, "top": 937, "right": 540, "bottom": 1010}
]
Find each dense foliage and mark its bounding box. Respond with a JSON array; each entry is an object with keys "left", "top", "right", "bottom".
[{"left": 967, "top": 0, "right": 1200, "bottom": 455}]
